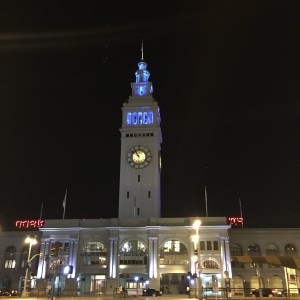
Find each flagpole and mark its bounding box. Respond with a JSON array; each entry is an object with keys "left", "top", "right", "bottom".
[
  {"left": 205, "top": 185, "right": 208, "bottom": 217},
  {"left": 239, "top": 198, "right": 243, "bottom": 229},
  {"left": 62, "top": 189, "right": 67, "bottom": 220},
  {"left": 39, "top": 202, "right": 43, "bottom": 220}
]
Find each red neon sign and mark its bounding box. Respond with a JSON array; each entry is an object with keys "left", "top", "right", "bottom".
[
  {"left": 227, "top": 217, "right": 243, "bottom": 226},
  {"left": 15, "top": 219, "right": 45, "bottom": 229}
]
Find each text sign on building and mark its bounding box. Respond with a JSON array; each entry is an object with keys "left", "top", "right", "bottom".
[
  {"left": 227, "top": 217, "right": 243, "bottom": 227},
  {"left": 15, "top": 219, "right": 45, "bottom": 229}
]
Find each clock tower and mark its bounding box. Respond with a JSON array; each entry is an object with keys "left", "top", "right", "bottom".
[{"left": 118, "top": 51, "right": 162, "bottom": 219}]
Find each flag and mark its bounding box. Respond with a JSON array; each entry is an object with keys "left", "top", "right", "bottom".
[
  {"left": 205, "top": 185, "right": 208, "bottom": 217},
  {"left": 62, "top": 189, "right": 67, "bottom": 219},
  {"left": 62, "top": 189, "right": 67, "bottom": 208}
]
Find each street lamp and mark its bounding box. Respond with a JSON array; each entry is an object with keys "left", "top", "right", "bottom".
[
  {"left": 21, "top": 237, "right": 37, "bottom": 297},
  {"left": 192, "top": 219, "right": 202, "bottom": 299}
]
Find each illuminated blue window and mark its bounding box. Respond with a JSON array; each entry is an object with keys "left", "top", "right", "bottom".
[
  {"left": 143, "top": 112, "right": 148, "bottom": 124},
  {"left": 148, "top": 112, "right": 153, "bottom": 124},
  {"left": 139, "top": 86, "right": 143, "bottom": 95},
  {"left": 126, "top": 111, "right": 154, "bottom": 125},
  {"left": 132, "top": 112, "right": 137, "bottom": 125},
  {"left": 126, "top": 113, "right": 132, "bottom": 125},
  {"left": 138, "top": 112, "right": 143, "bottom": 124}
]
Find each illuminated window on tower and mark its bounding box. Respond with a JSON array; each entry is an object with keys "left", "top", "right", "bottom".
[
  {"left": 126, "top": 113, "right": 132, "bottom": 125},
  {"left": 126, "top": 112, "right": 154, "bottom": 125},
  {"left": 138, "top": 112, "right": 143, "bottom": 124},
  {"left": 132, "top": 112, "right": 137, "bottom": 125}
]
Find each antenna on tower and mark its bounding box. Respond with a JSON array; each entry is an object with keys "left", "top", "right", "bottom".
[{"left": 141, "top": 39, "right": 144, "bottom": 61}]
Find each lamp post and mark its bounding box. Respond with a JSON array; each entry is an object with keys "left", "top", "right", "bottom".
[
  {"left": 21, "top": 237, "right": 37, "bottom": 297},
  {"left": 192, "top": 219, "right": 202, "bottom": 300}
]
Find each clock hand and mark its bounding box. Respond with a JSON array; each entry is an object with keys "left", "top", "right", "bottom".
[{"left": 133, "top": 149, "right": 139, "bottom": 157}]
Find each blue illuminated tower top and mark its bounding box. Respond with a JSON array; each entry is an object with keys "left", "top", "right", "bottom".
[{"left": 131, "top": 43, "right": 153, "bottom": 97}]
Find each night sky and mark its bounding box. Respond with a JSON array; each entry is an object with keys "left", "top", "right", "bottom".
[{"left": 0, "top": 1, "right": 299, "bottom": 230}]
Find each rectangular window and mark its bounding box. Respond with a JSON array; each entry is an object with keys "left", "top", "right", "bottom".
[
  {"left": 127, "top": 191, "right": 129, "bottom": 198},
  {"left": 4, "top": 260, "right": 16, "bottom": 269},
  {"left": 132, "top": 112, "right": 137, "bottom": 124},
  {"left": 137, "top": 208, "right": 140, "bottom": 215},
  {"left": 138, "top": 112, "right": 143, "bottom": 124},
  {"left": 148, "top": 112, "right": 153, "bottom": 124},
  {"left": 213, "top": 241, "right": 219, "bottom": 250},
  {"left": 148, "top": 191, "right": 151, "bottom": 198},
  {"left": 64, "top": 242, "right": 70, "bottom": 252},
  {"left": 207, "top": 241, "right": 212, "bottom": 250},
  {"left": 143, "top": 112, "right": 148, "bottom": 124},
  {"left": 126, "top": 113, "right": 132, "bottom": 125},
  {"left": 139, "top": 86, "right": 143, "bottom": 95},
  {"left": 138, "top": 175, "right": 140, "bottom": 182},
  {"left": 200, "top": 241, "right": 205, "bottom": 251}
]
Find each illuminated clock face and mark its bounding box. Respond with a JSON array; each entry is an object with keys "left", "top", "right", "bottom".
[
  {"left": 132, "top": 150, "right": 146, "bottom": 163},
  {"left": 128, "top": 146, "right": 151, "bottom": 168}
]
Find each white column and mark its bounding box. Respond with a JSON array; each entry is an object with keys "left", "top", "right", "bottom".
[
  {"left": 220, "top": 237, "right": 232, "bottom": 278},
  {"left": 109, "top": 238, "right": 118, "bottom": 278},
  {"left": 113, "top": 238, "right": 118, "bottom": 278},
  {"left": 109, "top": 238, "right": 114, "bottom": 278},
  {"left": 70, "top": 239, "right": 78, "bottom": 278},
  {"left": 148, "top": 237, "right": 154, "bottom": 278},
  {"left": 148, "top": 237, "right": 158, "bottom": 279},
  {"left": 153, "top": 237, "right": 158, "bottom": 278},
  {"left": 37, "top": 240, "right": 47, "bottom": 279}
]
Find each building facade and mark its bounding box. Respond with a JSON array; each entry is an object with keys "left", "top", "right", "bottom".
[{"left": 0, "top": 53, "right": 299, "bottom": 297}]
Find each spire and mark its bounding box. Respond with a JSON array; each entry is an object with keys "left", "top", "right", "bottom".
[{"left": 130, "top": 42, "right": 153, "bottom": 96}]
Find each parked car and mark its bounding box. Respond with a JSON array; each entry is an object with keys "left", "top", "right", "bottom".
[
  {"left": 142, "top": 288, "right": 162, "bottom": 297},
  {"left": 10, "top": 289, "right": 18, "bottom": 296},
  {"left": 251, "top": 288, "right": 281, "bottom": 297},
  {"left": 0, "top": 288, "right": 18, "bottom": 296}
]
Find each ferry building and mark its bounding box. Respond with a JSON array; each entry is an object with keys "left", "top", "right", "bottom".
[
  {"left": 0, "top": 52, "right": 299, "bottom": 297},
  {"left": 35, "top": 54, "right": 232, "bottom": 296}
]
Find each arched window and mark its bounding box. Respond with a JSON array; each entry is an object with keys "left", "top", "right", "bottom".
[
  {"left": 80, "top": 241, "right": 107, "bottom": 265},
  {"left": 247, "top": 243, "right": 261, "bottom": 268},
  {"left": 4, "top": 246, "right": 17, "bottom": 269},
  {"left": 230, "top": 244, "right": 244, "bottom": 269},
  {"left": 230, "top": 244, "right": 243, "bottom": 256},
  {"left": 20, "top": 246, "right": 29, "bottom": 269},
  {"left": 248, "top": 243, "right": 261, "bottom": 256},
  {"left": 266, "top": 243, "right": 278, "bottom": 255},
  {"left": 202, "top": 259, "right": 220, "bottom": 269},
  {"left": 120, "top": 240, "right": 147, "bottom": 265},
  {"left": 160, "top": 240, "right": 188, "bottom": 265},
  {"left": 266, "top": 243, "right": 279, "bottom": 268},
  {"left": 285, "top": 243, "right": 297, "bottom": 256}
]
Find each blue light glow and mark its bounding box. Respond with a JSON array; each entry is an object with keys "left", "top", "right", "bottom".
[
  {"left": 133, "top": 112, "right": 137, "bottom": 125},
  {"left": 126, "top": 111, "right": 153, "bottom": 125},
  {"left": 126, "top": 113, "right": 132, "bottom": 125},
  {"left": 138, "top": 112, "right": 143, "bottom": 124}
]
